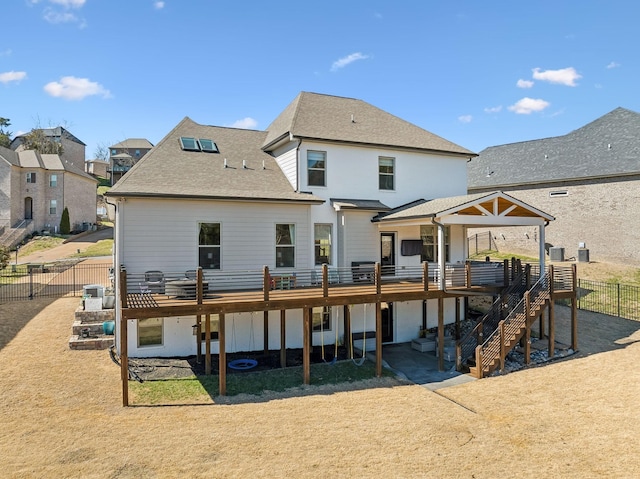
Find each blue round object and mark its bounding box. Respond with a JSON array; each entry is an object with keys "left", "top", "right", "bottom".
[{"left": 228, "top": 359, "right": 258, "bottom": 370}]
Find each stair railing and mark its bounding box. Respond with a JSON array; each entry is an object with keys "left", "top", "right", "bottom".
[
  {"left": 456, "top": 263, "right": 530, "bottom": 371},
  {"left": 474, "top": 271, "right": 550, "bottom": 377}
]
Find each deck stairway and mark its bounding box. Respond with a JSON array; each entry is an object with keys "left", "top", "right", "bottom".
[{"left": 466, "top": 271, "right": 551, "bottom": 378}]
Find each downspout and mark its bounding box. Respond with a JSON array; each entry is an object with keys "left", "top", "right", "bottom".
[{"left": 431, "top": 217, "right": 448, "bottom": 292}]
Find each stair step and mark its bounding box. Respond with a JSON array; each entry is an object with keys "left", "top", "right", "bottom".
[
  {"left": 68, "top": 335, "right": 114, "bottom": 350},
  {"left": 72, "top": 320, "right": 113, "bottom": 336}
]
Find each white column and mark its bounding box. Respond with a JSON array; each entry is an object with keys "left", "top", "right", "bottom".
[
  {"left": 438, "top": 223, "right": 446, "bottom": 290},
  {"left": 538, "top": 224, "right": 546, "bottom": 272}
]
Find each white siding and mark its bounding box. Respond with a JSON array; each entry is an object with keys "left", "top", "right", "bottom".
[
  {"left": 119, "top": 198, "right": 311, "bottom": 273},
  {"left": 343, "top": 211, "right": 379, "bottom": 266},
  {"left": 272, "top": 142, "right": 298, "bottom": 190}
]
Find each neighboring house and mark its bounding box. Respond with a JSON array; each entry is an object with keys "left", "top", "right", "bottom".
[
  {"left": 107, "top": 92, "right": 557, "bottom": 363},
  {"left": 108, "top": 138, "right": 153, "bottom": 185},
  {"left": 11, "top": 127, "right": 86, "bottom": 172},
  {"left": 85, "top": 158, "right": 109, "bottom": 178},
  {"left": 467, "top": 107, "right": 640, "bottom": 265},
  {"left": 0, "top": 146, "right": 98, "bottom": 247}
]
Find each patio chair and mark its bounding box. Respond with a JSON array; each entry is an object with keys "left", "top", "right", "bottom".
[
  {"left": 185, "top": 269, "right": 197, "bottom": 280},
  {"left": 144, "top": 270, "right": 165, "bottom": 294}
]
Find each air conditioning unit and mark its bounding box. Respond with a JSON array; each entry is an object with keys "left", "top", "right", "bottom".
[{"left": 83, "top": 284, "right": 104, "bottom": 298}]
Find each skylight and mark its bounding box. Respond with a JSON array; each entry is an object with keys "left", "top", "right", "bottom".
[
  {"left": 198, "top": 138, "right": 219, "bottom": 153},
  {"left": 180, "top": 137, "right": 199, "bottom": 151},
  {"left": 179, "top": 136, "right": 219, "bottom": 153}
]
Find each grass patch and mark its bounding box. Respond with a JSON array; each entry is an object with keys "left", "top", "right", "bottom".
[
  {"left": 468, "top": 251, "right": 539, "bottom": 263},
  {"left": 17, "top": 236, "right": 66, "bottom": 257},
  {"left": 130, "top": 360, "right": 391, "bottom": 405},
  {"left": 97, "top": 185, "right": 111, "bottom": 196},
  {"left": 71, "top": 239, "right": 113, "bottom": 258}
]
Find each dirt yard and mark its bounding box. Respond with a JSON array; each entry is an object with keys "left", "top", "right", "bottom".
[{"left": 0, "top": 296, "right": 639, "bottom": 478}]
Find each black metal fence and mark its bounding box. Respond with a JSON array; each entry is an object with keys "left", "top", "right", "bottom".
[
  {"left": 574, "top": 279, "right": 640, "bottom": 321},
  {"left": 0, "top": 262, "right": 112, "bottom": 302},
  {"left": 467, "top": 231, "right": 498, "bottom": 256}
]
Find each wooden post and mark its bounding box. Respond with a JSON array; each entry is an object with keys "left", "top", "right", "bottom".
[
  {"left": 120, "top": 315, "right": 129, "bottom": 407},
  {"left": 499, "top": 320, "right": 505, "bottom": 371},
  {"left": 475, "top": 345, "right": 483, "bottom": 379},
  {"left": 196, "top": 315, "right": 202, "bottom": 364},
  {"left": 205, "top": 313, "right": 211, "bottom": 375},
  {"left": 375, "top": 301, "right": 382, "bottom": 377},
  {"left": 197, "top": 267, "right": 203, "bottom": 304},
  {"left": 455, "top": 297, "right": 461, "bottom": 340},
  {"left": 464, "top": 296, "right": 469, "bottom": 323},
  {"left": 219, "top": 313, "right": 226, "bottom": 396},
  {"left": 437, "top": 297, "right": 444, "bottom": 371},
  {"left": 503, "top": 259, "right": 509, "bottom": 287},
  {"left": 571, "top": 264, "right": 578, "bottom": 351},
  {"left": 539, "top": 306, "right": 545, "bottom": 339},
  {"left": 119, "top": 270, "right": 128, "bottom": 309},
  {"left": 548, "top": 300, "right": 555, "bottom": 359},
  {"left": 280, "top": 310, "right": 286, "bottom": 368},
  {"left": 303, "top": 308, "right": 311, "bottom": 385},
  {"left": 263, "top": 265, "right": 270, "bottom": 300},
  {"left": 465, "top": 261, "right": 471, "bottom": 288},
  {"left": 263, "top": 311, "right": 269, "bottom": 355},
  {"left": 344, "top": 305, "right": 352, "bottom": 359},
  {"left": 524, "top": 322, "right": 531, "bottom": 365},
  {"left": 375, "top": 262, "right": 381, "bottom": 295},
  {"left": 422, "top": 300, "right": 427, "bottom": 331},
  {"left": 322, "top": 264, "right": 329, "bottom": 297},
  {"left": 422, "top": 261, "right": 429, "bottom": 291}
]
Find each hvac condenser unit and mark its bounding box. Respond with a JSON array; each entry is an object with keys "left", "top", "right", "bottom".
[{"left": 83, "top": 284, "right": 104, "bottom": 298}]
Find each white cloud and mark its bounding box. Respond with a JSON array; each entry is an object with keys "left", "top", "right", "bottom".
[
  {"left": 49, "top": 0, "right": 86, "bottom": 7},
  {"left": 484, "top": 105, "right": 502, "bottom": 114},
  {"left": 458, "top": 115, "right": 472, "bottom": 123},
  {"left": 0, "top": 71, "right": 27, "bottom": 84},
  {"left": 228, "top": 117, "right": 257, "bottom": 129},
  {"left": 154, "top": 1, "right": 165, "bottom": 9},
  {"left": 532, "top": 67, "right": 581, "bottom": 86},
  {"left": 606, "top": 61, "right": 620, "bottom": 69},
  {"left": 330, "top": 52, "right": 370, "bottom": 72},
  {"left": 44, "top": 76, "right": 111, "bottom": 100},
  {"left": 508, "top": 97, "right": 550, "bottom": 115},
  {"left": 517, "top": 79, "right": 534, "bottom": 89},
  {"left": 0, "top": 49, "right": 12, "bottom": 57},
  {"left": 44, "top": 9, "right": 78, "bottom": 23}
]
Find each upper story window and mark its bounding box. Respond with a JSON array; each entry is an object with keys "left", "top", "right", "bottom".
[
  {"left": 275, "top": 224, "right": 295, "bottom": 268},
  {"left": 420, "top": 225, "right": 450, "bottom": 262},
  {"left": 379, "top": 157, "right": 395, "bottom": 190},
  {"left": 307, "top": 150, "right": 326, "bottom": 187},
  {"left": 314, "top": 224, "right": 332, "bottom": 265},
  {"left": 111, "top": 149, "right": 117, "bottom": 155},
  {"left": 49, "top": 174, "right": 57, "bottom": 187},
  {"left": 198, "top": 223, "right": 221, "bottom": 269},
  {"left": 26, "top": 172, "right": 36, "bottom": 183},
  {"left": 135, "top": 149, "right": 140, "bottom": 157}
]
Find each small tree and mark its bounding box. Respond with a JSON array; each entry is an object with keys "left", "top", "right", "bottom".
[
  {"left": 0, "top": 117, "right": 11, "bottom": 148},
  {"left": 60, "top": 207, "right": 71, "bottom": 235},
  {"left": 0, "top": 245, "right": 10, "bottom": 270},
  {"left": 22, "top": 128, "right": 64, "bottom": 155}
]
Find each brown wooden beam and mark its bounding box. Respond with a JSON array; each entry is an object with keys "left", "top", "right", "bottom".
[
  {"left": 455, "top": 297, "right": 461, "bottom": 340},
  {"left": 205, "top": 313, "right": 211, "bottom": 375},
  {"left": 196, "top": 315, "right": 202, "bottom": 364},
  {"left": 322, "top": 264, "right": 328, "bottom": 297},
  {"left": 548, "top": 299, "right": 555, "bottom": 359},
  {"left": 219, "top": 313, "right": 226, "bottom": 396},
  {"left": 422, "top": 261, "right": 429, "bottom": 291},
  {"left": 303, "top": 308, "right": 311, "bottom": 384},
  {"left": 344, "top": 305, "right": 352, "bottom": 359},
  {"left": 438, "top": 297, "right": 444, "bottom": 371},
  {"left": 120, "top": 314, "right": 129, "bottom": 407},
  {"left": 263, "top": 311, "right": 269, "bottom": 355},
  {"left": 263, "top": 265, "right": 270, "bottom": 301},
  {"left": 280, "top": 309, "right": 286, "bottom": 368},
  {"left": 375, "top": 301, "right": 382, "bottom": 377}
]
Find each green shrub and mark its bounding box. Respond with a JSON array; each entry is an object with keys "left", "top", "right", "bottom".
[{"left": 60, "top": 207, "right": 71, "bottom": 235}]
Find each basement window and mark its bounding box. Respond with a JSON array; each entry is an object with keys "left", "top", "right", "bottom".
[{"left": 549, "top": 190, "right": 568, "bottom": 197}]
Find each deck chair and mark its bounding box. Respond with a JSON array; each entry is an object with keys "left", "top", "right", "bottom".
[
  {"left": 139, "top": 282, "right": 151, "bottom": 294},
  {"left": 144, "top": 270, "right": 165, "bottom": 294},
  {"left": 185, "top": 269, "right": 197, "bottom": 280}
]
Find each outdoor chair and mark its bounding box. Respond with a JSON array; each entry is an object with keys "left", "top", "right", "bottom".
[
  {"left": 185, "top": 269, "right": 197, "bottom": 279},
  {"left": 144, "top": 270, "right": 165, "bottom": 294}
]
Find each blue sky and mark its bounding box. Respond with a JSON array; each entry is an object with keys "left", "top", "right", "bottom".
[{"left": 1, "top": 0, "right": 637, "bottom": 158}]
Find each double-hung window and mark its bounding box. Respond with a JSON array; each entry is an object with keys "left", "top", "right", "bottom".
[
  {"left": 307, "top": 150, "right": 326, "bottom": 187},
  {"left": 198, "top": 223, "right": 221, "bottom": 269},
  {"left": 49, "top": 200, "right": 57, "bottom": 215},
  {"left": 49, "top": 174, "right": 57, "bottom": 187},
  {"left": 420, "top": 225, "right": 450, "bottom": 262},
  {"left": 312, "top": 306, "right": 331, "bottom": 331},
  {"left": 379, "top": 157, "right": 395, "bottom": 190},
  {"left": 314, "top": 224, "right": 332, "bottom": 265},
  {"left": 26, "top": 172, "right": 36, "bottom": 183},
  {"left": 275, "top": 224, "right": 295, "bottom": 268}
]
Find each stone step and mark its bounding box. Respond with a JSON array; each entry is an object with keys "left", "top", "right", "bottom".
[
  {"left": 68, "top": 335, "right": 114, "bottom": 350},
  {"left": 72, "top": 320, "right": 114, "bottom": 336},
  {"left": 74, "top": 306, "right": 115, "bottom": 324}
]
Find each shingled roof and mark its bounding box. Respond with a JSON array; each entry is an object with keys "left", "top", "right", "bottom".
[
  {"left": 263, "top": 92, "right": 475, "bottom": 156},
  {"left": 107, "top": 117, "right": 322, "bottom": 203},
  {"left": 0, "top": 146, "right": 96, "bottom": 181},
  {"left": 468, "top": 107, "right": 640, "bottom": 190}
]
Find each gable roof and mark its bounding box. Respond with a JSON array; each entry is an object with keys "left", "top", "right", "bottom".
[
  {"left": 0, "top": 146, "right": 96, "bottom": 181},
  {"left": 468, "top": 107, "right": 640, "bottom": 189},
  {"left": 263, "top": 92, "right": 476, "bottom": 157},
  {"left": 11, "top": 126, "right": 86, "bottom": 147},
  {"left": 110, "top": 138, "right": 154, "bottom": 149},
  {"left": 107, "top": 117, "right": 323, "bottom": 204},
  {"left": 372, "top": 191, "right": 554, "bottom": 224}
]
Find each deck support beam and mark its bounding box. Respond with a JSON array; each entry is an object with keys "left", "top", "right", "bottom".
[
  {"left": 205, "top": 313, "right": 211, "bottom": 375},
  {"left": 219, "top": 313, "right": 226, "bottom": 395},
  {"left": 548, "top": 299, "right": 555, "bottom": 359},
  {"left": 263, "top": 311, "right": 269, "bottom": 355},
  {"left": 437, "top": 297, "right": 444, "bottom": 371},
  {"left": 344, "top": 305, "right": 352, "bottom": 359},
  {"left": 375, "top": 301, "right": 382, "bottom": 377},
  {"left": 120, "top": 315, "right": 129, "bottom": 407},
  {"left": 303, "top": 308, "right": 311, "bottom": 385},
  {"left": 280, "top": 310, "right": 286, "bottom": 368},
  {"left": 196, "top": 315, "right": 202, "bottom": 364}
]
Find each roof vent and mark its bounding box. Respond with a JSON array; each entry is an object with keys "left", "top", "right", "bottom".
[
  {"left": 262, "top": 159, "right": 265, "bottom": 170},
  {"left": 544, "top": 154, "right": 548, "bottom": 159},
  {"left": 242, "top": 159, "right": 247, "bottom": 169},
  {"left": 351, "top": 114, "right": 355, "bottom": 123},
  {"left": 608, "top": 143, "right": 612, "bottom": 150},
  {"left": 223, "top": 158, "right": 227, "bottom": 168}
]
